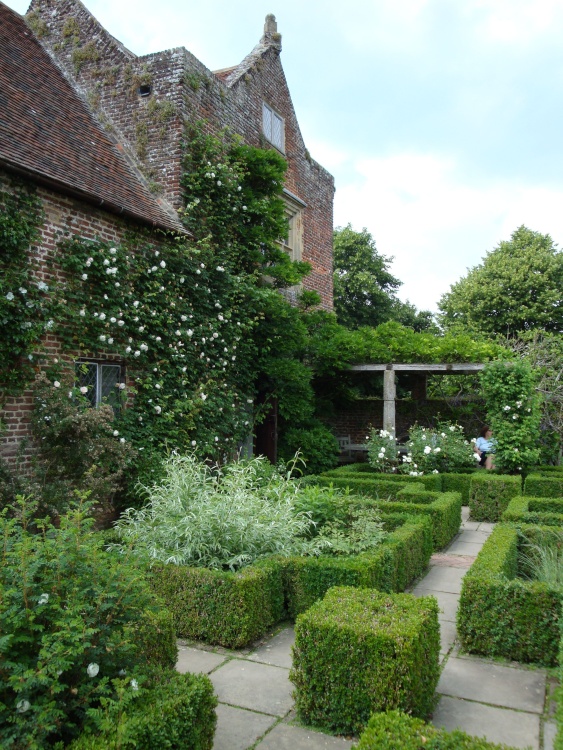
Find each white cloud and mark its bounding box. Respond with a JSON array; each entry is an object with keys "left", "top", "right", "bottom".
[
  {"left": 333, "top": 152, "right": 563, "bottom": 312},
  {"left": 471, "top": 0, "right": 563, "bottom": 44}
]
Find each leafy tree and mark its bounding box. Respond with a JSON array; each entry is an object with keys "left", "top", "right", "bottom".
[
  {"left": 439, "top": 226, "right": 563, "bottom": 336},
  {"left": 333, "top": 225, "right": 434, "bottom": 330}
]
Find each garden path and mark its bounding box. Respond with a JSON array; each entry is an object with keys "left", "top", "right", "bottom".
[{"left": 175, "top": 507, "right": 557, "bottom": 750}]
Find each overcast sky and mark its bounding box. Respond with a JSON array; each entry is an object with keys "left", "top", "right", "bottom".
[{"left": 6, "top": 0, "right": 563, "bottom": 312}]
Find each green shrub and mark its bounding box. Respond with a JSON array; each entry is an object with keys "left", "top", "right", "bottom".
[
  {"left": 353, "top": 710, "right": 518, "bottom": 749},
  {"left": 502, "top": 496, "right": 563, "bottom": 526},
  {"left": 310, "top": 474, "right": 414, "bottom": 498},
  {"left": 278, "top": 423, "right": 340, "bottom": 475},
  {"left": 469, "top": 473, "right": 522, "bottom": 521},
  {"left": 284, "top": 514, "right": 433, "bottom": 618},
  {"left": 457, "top": 524, "right": 562, "bottom": 665},
  {"left": 0, "top": 497, "right": 176, "bottom": 749},
  {"left": 322, "top": 466, "right": 443, "bottom": 491},
  {"left": 392, "top": 488, "right": 462, "bottom": 550},
  {"left": 69, "top": 669, "right": 217, "bottom": 749},
  {"left": 290, "top": 587, "right": 440, "bottom": 734},
  {"left": 114, "top": 454, "right": 319, "bottom": 570},
  {"left": 150, "top": 556, "right": 285, "bottom": 649},
  {"left": 524, "top": 473, "right": 563, "bottom": 498},
  {"left": 442, "top": 472, "right": 476, "bottom": 504}
]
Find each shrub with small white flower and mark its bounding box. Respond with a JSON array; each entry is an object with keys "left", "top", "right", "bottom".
[
  {"left": 480, "top": 360, "right": 542, "bottom": 472},
  {"left": 0, "top": 496, "right": 175, "bottom": 748},
  {"left": 401, "top": 422, "right": 476, "bottom": 474},
  {"left": 367, "top": 428, "right": 401, "bottom": 472}
]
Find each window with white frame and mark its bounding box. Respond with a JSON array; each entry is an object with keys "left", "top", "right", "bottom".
[
  {"left": 262, "top": 102, "right": 284, "bottom": 152},
  {"left": 75, "top": 360, "right": 124, "bottom": 411}
]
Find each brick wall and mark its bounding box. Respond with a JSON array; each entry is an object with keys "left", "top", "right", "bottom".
[
  {"left": 0, "top": 171, "right": 150, "bottom": 468},
  {"left": 28, "top": 0, "right": 334, "bottom": 309}
]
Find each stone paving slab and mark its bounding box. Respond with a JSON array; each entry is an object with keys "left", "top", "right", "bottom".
[
  {"left": 461, "top": 521, "right": 481, "bottom": 531},
  {"left": 457, "top": 529, "right": 494, "bottom": 544},
  {"left": 439, "top": 619, "right": 458, "bottom": 657},
  {"left": 411, "top": 588, "right": 459, "bottom": 621},
  {"left": 418, "top": 565, "right": 467, "bottom": 594},
  {"left": 248, "top": 627, "right": 295, "bottom": 669},
  {"left": 543, "top": 719, "right": 557, "bottom": 750},
  {"left": 256, "top": 722, "right": 355, "bottom": 749},
  {"left": 438, "top": 656, "right": 546, "bottom": 713},
  {"left": 431, "top": 553, "right": 475, "bottom": 568},
  {"left": 445, "top": 540, "right": 487, "bottom": 556},
  {"left": 433, "top": 695, "right": 540, "bottom": 749},
  {"left": 209, "top": 658, "right": 294, "bottom": 717},
  {"left": 213, "top": 703, "right": 277, "bottom": 750},
  {"left": 176, "top": 646, "right": 227, "bottom": 675},
  {"left": 478, "top": 522, "right": 495, "bottom": 533}
]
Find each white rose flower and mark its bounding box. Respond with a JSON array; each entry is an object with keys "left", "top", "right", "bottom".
[
  {"left": 87, "top": 663, "right": 100, "bottom": 678},
  {"left": 38, "top": 593, "right": 49, "bottom": 605},
  {"left": 53, "top": 381, "right": 60, "bottom": 388},
  {"left": 81, "top": 274, "right": 88, "bottom": 280},
  {"left": 80, "top": 386, "right": 88, "bottom": 394},
  {"left": 16, "top": 700, "right": 31, "bottom": 713}
]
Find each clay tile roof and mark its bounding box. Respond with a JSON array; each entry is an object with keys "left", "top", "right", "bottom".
[{"left": 0, "top": 2, "right": 184, "bottom": 233}]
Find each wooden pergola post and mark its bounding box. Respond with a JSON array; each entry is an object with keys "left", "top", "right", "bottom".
[{"left": 383, "top": 367, "right": 396, "bottom": 434}]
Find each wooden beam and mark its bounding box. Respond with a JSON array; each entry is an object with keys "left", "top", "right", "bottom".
[
  {"left": 349, "top": 363, "right": 486, "bottom": 374},
  {"left": 383, "top": 369, "right": 396, "bottom": 433}
]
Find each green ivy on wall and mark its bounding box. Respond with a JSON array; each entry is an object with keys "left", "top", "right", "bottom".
[{"left": 0, "top": 181, "right": 49, "bottom": 400}]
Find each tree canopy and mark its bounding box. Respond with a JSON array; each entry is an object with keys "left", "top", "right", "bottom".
[
  {"left": 439, "top": 226, "right": 563, "bottom": 337},
  {"left": 333, "top": 225, "right": 434, "bottom": 331}
]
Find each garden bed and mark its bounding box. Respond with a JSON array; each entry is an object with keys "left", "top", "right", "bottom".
[
  {"left": 502, "top": 496, "right": 563, "bottom": 525},
  {"left": 150, "top": 513, "right": 433, "bottom": 647},
  {"left": 457, "top": 523, "right": 562, "bottom": 665}
]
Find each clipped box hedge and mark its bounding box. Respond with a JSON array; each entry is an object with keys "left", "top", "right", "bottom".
[
  {"left": 392, "top": 487, "right": 462, "bottom": 550},
  {"left": 468, "top": 473, "right": 522, "bottom": 522},
  {"left": 323, "top": 466, "right": 442, "bottom": 491},
  {"left": 502, "top": 496, "right": 563, "bottom": 526},
  {"left": 524, "top": 473, "right": 563, "bottom": 498},
  {"left": 290, "top": 587, "right": 440, "bottom": 735},
  {"left": 457, "top": 523, "right": 562, "bottom": 665},
  {"left": 353, "top": 710, "right": 518, "bottom": 750},
  {"left": 441, "top": 472, "right": 476, "bottom": 504},
  {"left": 310, "top": 474, "right": 414, "bottom": 499},
  {"left": 284, "top": 513, "right": 433, "bottom": 618},
  {"left": 70, "top": 670, "right": 217, "bottom": 749},
  {"left": 150, "top": 557, "right": 285, "bottom": 649}
]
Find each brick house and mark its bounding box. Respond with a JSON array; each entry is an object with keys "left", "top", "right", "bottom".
[{"left": 0, "top": 0, "right": 334, "bottom": 466}]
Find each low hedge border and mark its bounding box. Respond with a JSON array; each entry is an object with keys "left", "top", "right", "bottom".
[
  {"left": 290, "top": 587, "right": 440, "bottom": 735},
  {"left": 524, "top": 473, "right": 563, "bottom": 498},
  {"left": 151, "top": 514, "right": 432, "bottom": 646},
  {"left": 502, "top": 496, "right": 563, "bottom": 526},
  {"left": 309, "top": 474, "right": 415, "bottom": 499},
  {"left": 469, "top": 474, "right": 522, "bottom": 522},
  {"left": 284, "top": 513, "right": 433, "bottom": 618},
  {"left": 70, "top": 669, "right": 217, "bottom": 749},
  {"left": 322, "top": 466, "right": 442, "bottom": 491},
  {"left": 441, "top": 472, "right": 476, "bottom": 504},
  {"left": 457, "top": 523, "right": 562, "bottom": 665},
  {"left": 353, "top": 710, "right": 518, "bottom": 749},
  {"left": 150, "top": 557, "right": 285, "bottom": 649}
]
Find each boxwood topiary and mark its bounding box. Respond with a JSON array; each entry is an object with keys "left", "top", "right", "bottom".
[
  {"left": 290, "top": 587, "right": 440, "bottom": 735},
  {"left": 353, "top": 710, "right": 519, "bottom": 749},
  {"left": 502, "top": 496, "right": 563, "bottom": 526},
  {"left": 469, "top": 473, "right": 522, "bottom": 522},
  {"left": 524, "top": 473, "right": 563, "bottom": 498},
  {"left": 457, "top": 523, "right": 562, "bottom": 665}
]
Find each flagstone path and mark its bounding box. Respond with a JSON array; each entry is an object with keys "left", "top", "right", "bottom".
[{"left": 176, "top": 507, "right": 558, "bottom": 749}]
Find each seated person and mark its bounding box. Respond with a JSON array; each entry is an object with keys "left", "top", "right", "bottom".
[{"left": 474, "top": 426, "right": 496, "bottom": 469}]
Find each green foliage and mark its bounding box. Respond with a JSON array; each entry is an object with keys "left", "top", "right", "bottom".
[
  {"left": 290, "top": 587, "right": 440, "bottom": 734},
  {"left": 524, "top": 473, "right": 563, "bottom": 498},
  {"left": 314, "top": 506, "right": 387, "bottom": 556},
  {"left": 150, "top": 557, "right": 285, "bottom": 648},
  {"left": 333, "top": 225, "right": 403, "bottom": 329},
  {"left": 0, "top": 181, "right": 49, "bottom": 398},
  {"left": 0, "top": 497, "right": 176, "bottom": 748},
  {"left": 113, "top": 454, "right": 321, "bottom": 570},
  {"left": 520, "top": 529, "right": 563, "bottom": 590},
  {"left": 322, "top": 464, "right": 442, "bottom": 491},
  {"left": 469, "top": 473, "right": 522, "bottom": 522},
  {"left": 354, "top": 710, "right": 517, "bottom": 750},
  {"left": 24, "top": 373, "right": 134, "bottom": 519},
  {"left": 480, "top": 360, "right": 542, "bottom": 472},
  {"left": 284, "top": 514, "right": 433, "bottom": 617},
  {"left": 502, "top": 496, "right": 563, "bottom": 526},
  {"left": 278, "top": 422, "right": 339, "bottom": 475},
  {"left": 69, "top": 669, "right": 217, "bottom": 750},
  {"left": 439, "top": 225, "right": 563, "bottom": 336},
  {"left": 441, "top": 472, "right": 475, "bottom": 503},
  {"left": 367, "top": 422, "right": 476, "bottom": 475},
  {"left": 457, "top": 524, "right": 562, "bottom": 665}
]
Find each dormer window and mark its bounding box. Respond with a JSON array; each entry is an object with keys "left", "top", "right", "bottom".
[{"left": 262, "top": 102, "right": 284, "bottom": 152}]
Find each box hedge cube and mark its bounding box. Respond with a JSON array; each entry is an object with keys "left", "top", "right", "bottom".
[
  {"left": 290, "top": 586, "right": 440, "bottom": 734},
  {"left": 524, "top": 473, "right": 563, "bottom": 498},
  {"left": 469, "top": 474, "right": 522, "bottom": 522}
]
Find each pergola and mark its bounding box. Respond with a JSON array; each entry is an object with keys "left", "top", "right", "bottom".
[{"left": 349, "top": 363, "right": 486, "bottom": 435}]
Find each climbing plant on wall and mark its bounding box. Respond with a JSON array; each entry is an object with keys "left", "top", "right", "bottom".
[{"left": 0, "top": 181, "right": 50, "bottom": 399}]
